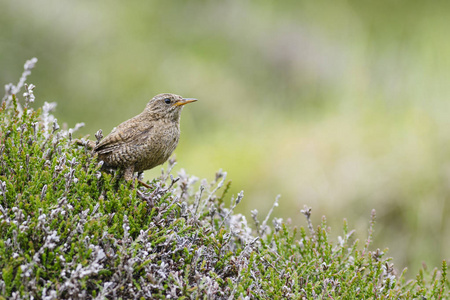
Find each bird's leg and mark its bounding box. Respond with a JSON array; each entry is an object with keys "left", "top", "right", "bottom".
[
  {"left": 123, "top": 165, "right": 135, "bottom": 181},
  {"left": 123, "top": 166, "right": 151, "bottom": 189}
]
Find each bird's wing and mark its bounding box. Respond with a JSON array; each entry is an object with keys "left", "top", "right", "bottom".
[{"left": 95, "top": 120, "right": 154, "bottom": 154}]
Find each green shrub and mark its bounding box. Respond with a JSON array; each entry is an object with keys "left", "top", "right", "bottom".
[{"left": 0, "top": 59, "right": 448, "bottom": 299}]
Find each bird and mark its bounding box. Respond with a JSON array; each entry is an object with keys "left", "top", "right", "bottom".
[{"left": 89, "top": 93, "right": 197, "bottom": 181}]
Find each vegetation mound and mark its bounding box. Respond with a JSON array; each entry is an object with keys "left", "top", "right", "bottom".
[{"left": 0, "top": 60, "right": 448, "bottom": 299}]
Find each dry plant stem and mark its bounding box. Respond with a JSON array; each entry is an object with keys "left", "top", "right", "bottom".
[
  {"left": 165, "top": 175, "right": 180, "bottom": 191},
  {"left": 138, "top": 179, "right": 152, "bottom": 189},
  {"left": 2, "top": 57, "right": 38, "bottom": 109},
  {"left": 193, "top": 185, "right": 205, "bottom": 218},
  {"left": 218, "top": 191, "right": 243, "bottom": 230},
  {"left": 200, "top": 172, "right": 227, "bottom": 217},
  {"left": 363, "top": 209, "right": 377, "bottom": 255},
  {"left": 301, "top": 205, "right": 315, "bottom": 238},
  {"left": 161, "top": 158, "right": 177, "bottom": 183},
  {"left": 259, "top": 194, "right": 280, "bottom": 236},
  {"left": 251, "top": 209, "right": 260, "bottom": 234}
]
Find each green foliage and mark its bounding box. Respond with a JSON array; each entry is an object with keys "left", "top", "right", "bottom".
[{"left": 0, "top": 67, "right": 449, "bottom": 299}]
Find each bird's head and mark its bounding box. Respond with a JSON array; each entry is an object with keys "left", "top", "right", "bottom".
[{"left": 145, "top": 93, "right": 197, "bottom": 120}]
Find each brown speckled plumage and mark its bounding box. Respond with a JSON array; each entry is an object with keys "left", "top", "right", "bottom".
[{"left": 94, "top": 93, "right": 196, "bottom": 180}]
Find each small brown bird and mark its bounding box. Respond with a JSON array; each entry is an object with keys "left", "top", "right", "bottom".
[{"left": 93, "top": 93, "right": 197, "bottom": 181}]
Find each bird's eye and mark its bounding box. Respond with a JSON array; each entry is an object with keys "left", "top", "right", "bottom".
[{"left": 164, "top": 98, "right": 171, "bottom": 104}]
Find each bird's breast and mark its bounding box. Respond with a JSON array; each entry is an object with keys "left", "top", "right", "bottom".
[{"left": 134, "top": 122, "right": 180, "bottom": 171}]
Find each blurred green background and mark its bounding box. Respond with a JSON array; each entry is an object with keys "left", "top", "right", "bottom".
[{"left": 2, "top": 0, "right": 450, "bottom": 275}]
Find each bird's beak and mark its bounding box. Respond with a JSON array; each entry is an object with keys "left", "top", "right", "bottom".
[{"left": 172, "top": 98, "right": 198, "bottom": 107}]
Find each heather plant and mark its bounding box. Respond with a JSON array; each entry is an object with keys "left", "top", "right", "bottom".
[{"left": 0, "top": 59, "right": 449, "bottom": 299}]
